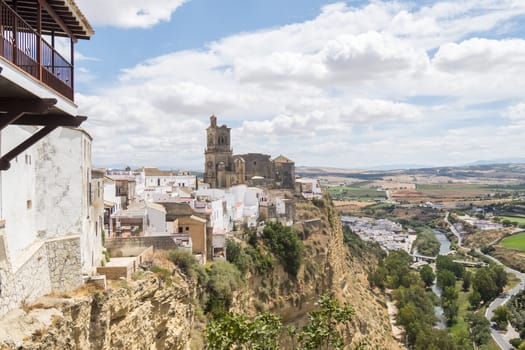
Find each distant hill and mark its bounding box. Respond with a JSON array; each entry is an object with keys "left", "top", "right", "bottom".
[{"left": 466, "top": 158, "right": 525, "bottom": 166}]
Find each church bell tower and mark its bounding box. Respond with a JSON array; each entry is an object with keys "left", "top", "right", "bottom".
[{"left": 204, "top": 115, "right": 233, "bottom": 188}]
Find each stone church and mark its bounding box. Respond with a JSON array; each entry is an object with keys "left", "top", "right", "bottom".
[{"left": 204, "top": 115, "right": 295, "bottom": 189}]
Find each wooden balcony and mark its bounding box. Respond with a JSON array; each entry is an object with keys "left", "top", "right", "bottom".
[{"left": 1, "top": 1, "right": 74, "bottom": 100}]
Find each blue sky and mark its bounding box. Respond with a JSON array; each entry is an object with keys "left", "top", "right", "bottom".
[
  {"left": 76, "top": 0, "right": 340, "bottom": 92},
  {"left": 73, "top": 0, "right": 525, "bottom": 170}
]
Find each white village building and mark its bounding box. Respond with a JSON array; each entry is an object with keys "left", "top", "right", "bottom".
[{"left": 0, "top": 0, "right": 96, "bottom": 317}]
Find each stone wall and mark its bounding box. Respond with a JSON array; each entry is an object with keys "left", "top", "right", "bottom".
[
  {"left": 0, "top": 232, "right": 83, "bottom": 318},
  {"left": 97, "top": 246, "right": 154, "bottom": 280},
  {"left": 97, "top": 265, "right": 131, "bottom": 280},
  {"left": 45, "top": 236, "right": 83, "bottom": 292},
  {"left": 14, "top": 241, "right": 52, "bottom": 305},
  {"left": 105, "top": 236, "right": 179, "bottom": 257},
  {"left": 0, "top": 223, "right": 18, "bottom": 316}
]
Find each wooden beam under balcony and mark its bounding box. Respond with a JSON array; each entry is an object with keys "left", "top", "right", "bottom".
[
  {"left": 0, "top": 124, "right": 57, "bottom": 170},
  {"left": 0, "top": 95, "right": 86, "bottom": 170},
  {"left": 0, "top": 97, "right": 57, "bottom": 130},
  {"left": 13, "top": 113, "right": 86, "bottom": 126},
  {"left": 0, "top": 113, "right": 86, "bottom": 170}
]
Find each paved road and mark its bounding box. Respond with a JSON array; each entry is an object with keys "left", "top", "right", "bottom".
[
  {"left": 480, "top": 252, "right": 525, "bottom": 350},
  {"left": 444, "top": 211, "right": 462, "bottom": 247},
  {"left": 444, "top": 212, "right": 524, "bottom": 349}
]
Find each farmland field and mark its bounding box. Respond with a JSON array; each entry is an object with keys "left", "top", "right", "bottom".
[
  {"left": 327, "top": 185, "right": 386, "bottom": 201},
  {"left": 499, "top": 232, "right": 525, "bottom": 251},
  {"left": 498, "top": 216, "right": 525, "bottom": 225},
  {"left": 416, "top": 184, "right": 491, "bottom": 191}
]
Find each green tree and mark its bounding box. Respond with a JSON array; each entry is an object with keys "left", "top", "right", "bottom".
[
  {"left": 168, "top": 249, "right": 208, "bottom": 285},
  {"left": 205, "top": 261, "right": 243, "bottom": 317},
  {"left": 226, "top": 238, "right": 252, "bottom": 275},
  {"left": 383, "top": 250, "right": 413, "bottom": 289},
  {"left": 492, "top": 306, "right": 511, "bottom": 330},
  {"left": 205, "top": 294, "right": 355, "bottom": 350},
  {"left": 469, "top": 290, "right": 482, "bottom": 308},
  {"left": 441, "top": 285, "right": 459, "bottom": 325},
  {"left": 297, "top": 294, "right": 355, "bottom": 350},
  {"left": 205, "top": 312, "right": 282, "bottom": 350},
  {"left": 492, "top": 265, "right": 508, "bottom": 294},
  {"left": 262, "top": 222, "right": 304, "bottom": 276},
  {"left": 395, "top": 284, "right": 437, "bottom": 345},
  {"left": 473, "top": 267, "right": 499, "bottom": 303},
  {"left": 413, "top": 328, "right": 456, "bottom": 350},
  {"left": 420, "top": 265, "right": 435, "bottom": 288},
  {"left": 466, "top": 311, "right": 491, "bottom": 346},
  {"left": 437, "top": 270, "right": 456, "bottom": 290},
  {"left": 462, "top": 271, "right": 472, "bottom": 291},
  {"left": 436, "top": 255, "right": 464, "bottom": 279}
]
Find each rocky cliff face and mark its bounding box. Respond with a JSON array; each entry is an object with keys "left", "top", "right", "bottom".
[
  {"left": 1, "top": 196, "right": 402, "bottom": 350},
  {"left": 0, "top": 274, "right": 193, "bottom": 350},
  {"left": 324, "top": 200, "right": 403, "bottom": 349},
  {"left": 234, "top": 196, "right": 403, "bottom": 349}
]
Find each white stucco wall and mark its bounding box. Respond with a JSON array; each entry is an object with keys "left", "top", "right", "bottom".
[
  {"left": 104, "top": 181, "right": 121, "bottom": 212},
  {"left": 85, "top": 176, "right": 104, "bottom": 274},
  {"left": 145, "top": 175, "right": 176, "bottom": 188},
  {"left": 210, "top": 199, "right": 225, "bottom": 233},
  {"left": 173, "top": 175, "right": 196, "bottom": 189},
  {"left": 34, "top": 128, "right": 85, "bottom": 238},
  {"left": 34, "top": 128, "right": 101, "bottom": 275},
  {"left": 1, "top": 126, "right": 38, "bottom": 262},
  {"left": 145, "top": 204, "right": 167, "bottom": 235}
]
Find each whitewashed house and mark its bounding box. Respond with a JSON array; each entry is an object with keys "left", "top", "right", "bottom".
[
  {"left": 110, "top": 201, "right": 167, "bottom": 237},
  {"left": 296, "top": 178, "right": 323, "bottom": 199},
  {"left": 0, "top": 0, "right": 95, "bottom": 317}
]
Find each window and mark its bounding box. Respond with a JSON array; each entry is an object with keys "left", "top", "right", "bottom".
[
  {"left": 178, "top": 227, "right": 183, "bottom": 233},
  {"left": 26, "top": 200, "right": 32, "bottom": 210}
]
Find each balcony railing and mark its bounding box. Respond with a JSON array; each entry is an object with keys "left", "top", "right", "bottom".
[{"left": 0, "top": 1, "right": 73, "bottom": 100}]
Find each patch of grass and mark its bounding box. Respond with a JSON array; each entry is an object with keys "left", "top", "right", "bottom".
[
  {"left": 498, "top": 216, "right": 525, "bottom": 225},
  {"left": 499, "top": 232, "right": 525, "bottom": 251},
  {"left": 326, "top": 185, "right": 386, "bottom": 200},
  {"left": 448, "top": 279, "right": 471, "bottom": 339}
]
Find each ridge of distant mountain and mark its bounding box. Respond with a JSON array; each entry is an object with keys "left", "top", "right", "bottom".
[
  {"left": 297, "top": 159, "right": 525, "bottom": 174},
  {"left": 465, "top": 158, "right": 525, "bottom": 166}
]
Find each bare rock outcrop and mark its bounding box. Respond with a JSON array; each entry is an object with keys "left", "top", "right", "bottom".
[{"left": 0, "top": 274, "right": 193, "bottom": 350}]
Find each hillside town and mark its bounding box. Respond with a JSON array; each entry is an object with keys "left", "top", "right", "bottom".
[
  {"left": 341, "top": 216, "right": 415, "bottom": 252},
  {"left": 3, "top": 1, "right": 525, "bottom": 350}
]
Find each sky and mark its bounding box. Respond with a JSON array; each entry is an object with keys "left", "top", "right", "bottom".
[{"left": 72, "top": 0, "right": 525, "bottom": 170}]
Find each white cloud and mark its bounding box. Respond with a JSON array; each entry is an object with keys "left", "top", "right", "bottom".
[
  {"left": 75, "top": 0, "right": 186, "bottom": 29},
  {"left": 320, "top": 31, "right": 429, "bottom": 81},
  {"left": 505, "top": 103, "right": 525, "bottom": 121},
  {"left": 77, "top": 0, "right": 525, "bottom": 168},
  {"left": 75, "top": 51, "right": 100, "bottom": 62},
  {"left": 433, "top": 38, "right": 525, "bottom": 73}
]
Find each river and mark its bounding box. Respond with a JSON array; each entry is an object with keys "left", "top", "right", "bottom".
[{"left": 431, "top": 230, "right": 452, "bottom": 329}]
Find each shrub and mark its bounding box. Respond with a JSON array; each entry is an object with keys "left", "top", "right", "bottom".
[
  {"left": 150, "top": 266, "right": 172, "bottom": 284},
  {"left": 510, "top": 338, "right": 522, "bottom": 348},
  {"left": 205, "top": 261, "right": 243, "bottom": 317},
  {"left": 245, "top": 245, "right": 273, "bottom": 274},
  {"left": 226, "top": 238, "right": 252, "bottom": 276},
  {"left": 262, "top": 222, "right": 304, "bottom": 277},
  {"left": 168, "top": 249, "right": 208, "bottom": 285}
]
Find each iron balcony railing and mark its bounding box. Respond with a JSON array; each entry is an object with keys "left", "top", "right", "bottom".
[{"left": 0, "top": 1, "right": 74, "bottom": 100}]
